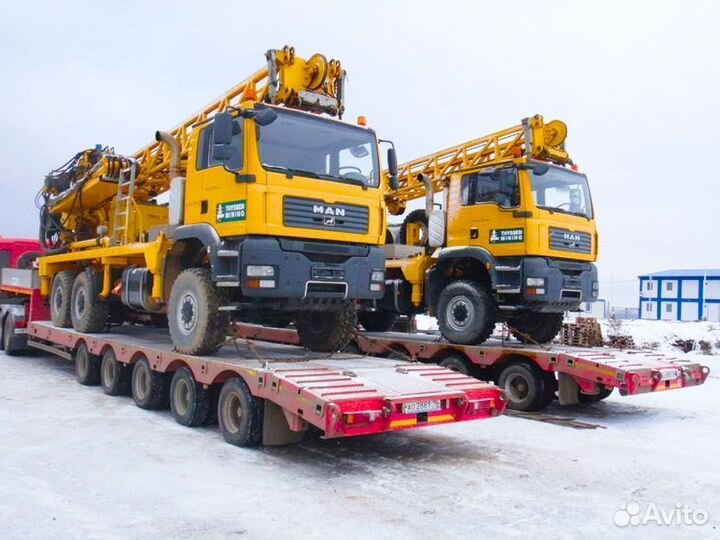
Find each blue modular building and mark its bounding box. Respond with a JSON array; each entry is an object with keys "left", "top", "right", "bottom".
[{"left": 638, "top": 270, "right": 720, "bottom": 321}]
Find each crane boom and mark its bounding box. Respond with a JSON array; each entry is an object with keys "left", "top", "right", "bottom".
[
  {"left": 385, "top": 115, "right": 571, "bottom": 215},
  {"left": 42, "top": 46, "right": 346, "bottom": 214}
]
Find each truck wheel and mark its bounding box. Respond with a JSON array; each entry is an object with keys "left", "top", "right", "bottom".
[
  {"left": 168, "top": 268, "right": 229, "bottom": 355},
  {"left": 100, "top": 349, "right": 131, "bottom": 396},
  {"left": 3, "top": 314, "right": 24, "bottom": 355},
  {"left": 170, "top": 367, "right": 210, "bottom": 427},
  {"left": 508, "top": 312, "right": 564, "bottom": 344},
  {"left": 579, "top": 387, "right": 613, "bottom": 404},
  {"left": 437, "top": 280, "right": 497, "bottom": 345},
  {"left": 358, "top": 310, "right": 397, "bottom": 332},
  {"left": 50, "top": 271, "right": 76, "bottom": 328},
  {"left": 71, "top": 270, "right": 109, "bottom": 333},
  {"left": 131, "top": 356, "right": 170, "bottom": 410},
  {"left": 74, "top": 342, "right": 101, "bottom": 386},
  {"left": 439, "top": 353, "right": 471, "bottom": 375},
  {"left": 497, "top": 361, "right": 547, "bottom": 412},
  {"left": 294, "top": 303, "right": 357, "bottom": 352},
  {"left": 399, "top": 209, "right": 428, "bottom": 246},
  {"left": 218, "top": 377, "right": 264, "bottom": 447}
]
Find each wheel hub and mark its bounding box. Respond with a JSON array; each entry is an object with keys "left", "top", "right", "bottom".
[
  {"left": 178, "top": 292, "right": 198, "bottom": 336},
  {"left": 446, "top": 296, "right": 474, "bottom": 332},
  {"left": 506, "top": 374, "right": 530, "bottom": 401},
  {"left": 223, "top": 393, "right": 243, "bottom": 434},
  {"left": 73, "top": 287, "right": 86, "bottom": 321}
]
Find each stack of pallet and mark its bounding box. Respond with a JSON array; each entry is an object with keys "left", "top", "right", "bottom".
[
  {"left": 606, "top": 335, "right": 636, "bottom": 349},
  {"left": 560, "top": 317, "right": 604, "bottom": 347}
]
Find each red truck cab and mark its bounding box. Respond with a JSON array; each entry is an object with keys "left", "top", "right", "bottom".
[{"left": 0, "top": 238, "right": 42, "bottom": 269}]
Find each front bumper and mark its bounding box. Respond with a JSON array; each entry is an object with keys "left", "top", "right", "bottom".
[
  {"left": 216, "top": 237, "right": 385, "bottom": 303},
  {"left": 520, "top": 257, "right": 598, "bottom": 312}
]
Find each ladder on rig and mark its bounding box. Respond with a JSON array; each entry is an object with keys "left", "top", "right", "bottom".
[
  {"left": 112, "top": 163, "right": 137, "bottom": 244},
  {"left": 385, "top": 114, "right": 571, "bottom": 215}
]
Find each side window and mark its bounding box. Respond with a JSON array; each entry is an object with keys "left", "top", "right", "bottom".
[
  {"left": 0, "top": 250, "right": 10, "bottom": 269},
  {"left": 665, "top": 303, "right": 673, "bottom": 313},
  {"left": 645, "top": 303, "right": 652, "bottom": 312},
  {"left": 647, "top": 281, "right": 654, "bottom": 291},
  {"left": 666, "top": 281, "right": 673, "bottom": 292},
  {"left": 461, "top": 169, "right": 519, "bottom": 209},
  {"left": 196, "top": 119, "right": 243, "bottom": 171}
]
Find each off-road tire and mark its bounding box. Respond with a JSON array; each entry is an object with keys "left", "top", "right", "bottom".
[
  {"left": 170, "top": 367, "right": 210, "bottom": 427},
  {"left": 168, "top": 268, "right": 229, "bottom": 355},
  {"left": 50, "top": 271, "right": 76, "bottom": 328},
  {"left": 497, "top": 361, "right": 548, "bottom": 412},
  {"left": 131, "top": 356, "right": 170, "bottom": 410},
  {"left": 100, "top": 349, "right": 131, "bottom": 396},
  {"left": 70, "top": 270, "right": 109, "bottom": 333},
  {"left": 294, "top": 303, "right": 357, "bottom": 353},
  {"left": 358, "top": 310, "right": 398, "bottom": 332},
  {"left": 398, "top": 209, "right": 429, "bottom": 246},
  {"left": 437, "top": 280, "right": 497, "bottom": 345},
  {"left": 74, "top": 342, "right": 101, "bottom": 386},
  {"left": 218, "top": 377, "right": 264, "bottom": 447},
  {"left": 439, "top": 353, "right": 471, "bottom": 375},
  {"left": 508, "top": 312, "right": 564, "bottom": 344}
]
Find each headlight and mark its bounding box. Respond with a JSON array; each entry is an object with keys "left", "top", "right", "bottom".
[
  {"left": 592, "top": 281, "right": 599, "bottom": 295},
  {"left": 526, "top": 277, "right": 545, "bottom": 287},
  {"left": 371, "top": 270, "right": 385, "bottom": 282},
  {"left": 246, "top": 265, "right": 275, "bottom": 277}
]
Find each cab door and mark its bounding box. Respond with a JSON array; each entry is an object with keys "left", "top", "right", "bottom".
[
  {"left": 184, "top": 118, "right": 248, "bottom": 237},
  {"left": 459, "top": 168, "right": 527, "bottom": 256}
]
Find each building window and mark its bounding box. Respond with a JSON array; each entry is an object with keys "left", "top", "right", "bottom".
[
  {"left": 645, "top": 303, "right": 652, "bottom": 312},
  {"left": 666, "top": 281, "right": 673, "bottom": 292},
  {"left": 646, "top": 281, "right": 654, "bottom": 291},
  {"left": 665, "top": 303, "right": 673, "bottom": 313}
]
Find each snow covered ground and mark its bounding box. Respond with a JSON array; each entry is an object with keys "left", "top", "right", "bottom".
[{"left": 1, "top": 347, "right": 718, "bottom": 540}]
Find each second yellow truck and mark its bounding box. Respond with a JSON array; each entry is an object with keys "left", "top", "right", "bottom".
[{"left": 361, "top": 115, "right": 599, "bottom": 344}]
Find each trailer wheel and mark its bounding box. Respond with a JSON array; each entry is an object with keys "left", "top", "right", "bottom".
[
  {"left": 74, "top": 342, "right": 101, "bottom": 386},
  {"left": 358, "top": 310, "right": 397, "bottom": 332},
  {"left": 497, "top": 362, "right": 547, "bottom": 412},
  {"left": 71, "top": 270, "right": 109, "bottom": 333},
  {"left": 508, "top": 312, "right": 564, "bottom": 344},
  {"left": 131, "top": 356, "right": 169, "bottom": 410},
  {"left": 437, "top": 280, "right": 497, "bottom": 345},
  {"left": 50, "top": 271, "right": 76, "bottom": 328},
  {"left": 100, "top": 349, "right": 131, "bottom": 396},
  {"left": 218, "top": 377, "right": 264, "bottom": 447},
  {"left": 170, "top": 367, "right": 210, "bottom": 427},
  {"left": 439, "top": 353, "right": 471, "bottom": 375},
  {"left": 579, "top": 387, "right": 613, "bottom": 404},
  {"left": 168, "top": 268, "right": 229, "bottom": 355},
  {"left": 3, "top": 314, "right": 24, "bottom": 355},
  {"left": 294, "top": 303, "right": 357, "bottom": 352}
]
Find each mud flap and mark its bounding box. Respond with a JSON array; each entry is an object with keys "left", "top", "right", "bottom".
[
  {"left": 558, "top": 373, "right": 580, "bottom": 405},
  {"left": 262, "top": 401, "right": 307, "bottom": 446}
]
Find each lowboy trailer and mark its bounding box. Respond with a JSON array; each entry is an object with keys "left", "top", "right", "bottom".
[
  {"left": 1, "top": 269, "right": 505, "bottom": 447},
  {"left": 230, "top": 324, "right": 711, "bottom": 412}
]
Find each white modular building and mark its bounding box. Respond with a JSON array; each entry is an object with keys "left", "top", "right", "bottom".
[{"left": 638, "top": 270, "right": 720, "bottom": 321}]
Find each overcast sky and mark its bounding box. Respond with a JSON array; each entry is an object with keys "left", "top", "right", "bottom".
[{"left": 1, "top": 0, "right": 718, "bottom": 307}]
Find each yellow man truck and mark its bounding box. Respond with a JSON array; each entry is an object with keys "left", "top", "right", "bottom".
[
  {"left": 361, "top": 115, "right": 598, "bottom": 344},
  {"left": 37, "top": 46, "right": 398, "bottom": 355}
]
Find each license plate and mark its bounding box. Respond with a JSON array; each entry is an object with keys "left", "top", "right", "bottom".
[
  {"left": 402, "top": 400, "right": 442, "bottom": 414},
  {"left": 659, "top": 368, "right": 680, "bottom": 381}
]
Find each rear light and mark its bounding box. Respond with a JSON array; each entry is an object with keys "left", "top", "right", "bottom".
[{"left": 526, "top": 288, "right": 545, "bottom": 295}]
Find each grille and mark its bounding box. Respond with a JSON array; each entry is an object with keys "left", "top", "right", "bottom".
[
  {"left": 283, "top": 197, "right": 369, "bottom": 234},
  {"left": 549, "top": 228, "right": 592, "bottom": 254}
]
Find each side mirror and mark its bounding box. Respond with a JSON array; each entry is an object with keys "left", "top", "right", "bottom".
[
  {"left": 213, "top": 113, "right": 234, "bottom": 145},
  {"left": 254, "top": 107, "right": 278, "bottom": 127},
  {"left": 387, "top": 147, "right": 399, "bottom": 190}
]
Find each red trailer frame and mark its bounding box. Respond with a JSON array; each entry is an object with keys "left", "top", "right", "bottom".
[
  {"left": 1, "top": 270, "right": 505, "bottom": 447},
  {"left": 229, "top": 324, "right": 710, "bottom": 411}
]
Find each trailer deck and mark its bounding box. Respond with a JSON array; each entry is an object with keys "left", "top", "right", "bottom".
[
  {"left": 229, "top": 323, "right": 710, "bottom": 410},
  {"left": 26, "top": 321, "right": 505, "bottom": 445}
]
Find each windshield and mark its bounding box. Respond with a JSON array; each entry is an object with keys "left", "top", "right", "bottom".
[
  {"left": 257, "top": 108, "right": 380, "bottom": 188},
  {"left": 530, "top": 166, "right": 593, "bottom": 219}
]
